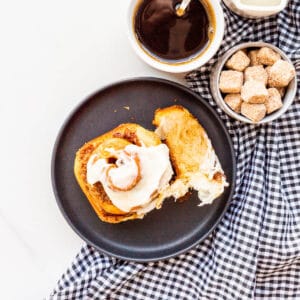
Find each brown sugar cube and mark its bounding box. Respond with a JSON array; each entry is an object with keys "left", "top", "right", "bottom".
[
  {"left": 265, "top": 66, "right": 273, "bottom": 87},
  {"left": 265, "top": 88, "right": 283, "bottom": 114},
  {"left": 266, "top": 67, "right": 286, "bottom": 95},
  {"left": 224, "top": 94, "right": 242, "bottom": 113},
  {"left": 241, "top": 103, "right": 266, "bottom": 123},
  {"left": 276, "top": 87, "right": 286, "bottom": 97},
  {"left": 225, "top": 50, "right": 250, "bottom": 71},
  {"left": 245, "top": 65, "right": 268, "bottom": 85},
  {"left": 265, "top": 66, "right": 272, "bottom": 78},
  {"left": 268, "top": 60, "right": 296, "bottom": 87},
  {"left": 241, "top": 80, "right": 268, "bottom": 103},
  {"left": 257, "top": 47, "right": 281, "bottom": 65},
  {"left": 249, "top": 50, "right": 260, "bottom": 66},
  {"left": 219, "top": 70, "right": 243, "bottom": 93}
]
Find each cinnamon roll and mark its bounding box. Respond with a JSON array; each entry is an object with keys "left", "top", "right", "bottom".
[{"left": 74, "top": 123, "right": 173, "bottom": 223}]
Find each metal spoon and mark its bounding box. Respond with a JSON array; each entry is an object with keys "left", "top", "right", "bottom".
[{"left": 176, "top": 0, "right": 192, "bottom": 17}]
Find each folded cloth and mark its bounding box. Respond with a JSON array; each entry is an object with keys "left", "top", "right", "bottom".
[{"left": 49, "top": 2, "right": 300, "bottom": 299}]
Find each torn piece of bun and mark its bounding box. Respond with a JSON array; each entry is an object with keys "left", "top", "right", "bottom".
[{"left": 153, "top": 105, "right": 228, "bottom": 207}]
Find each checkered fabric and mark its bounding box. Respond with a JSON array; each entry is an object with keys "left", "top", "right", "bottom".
[{"left": 49, "top": 2, "right": 300, "bottom": 299}]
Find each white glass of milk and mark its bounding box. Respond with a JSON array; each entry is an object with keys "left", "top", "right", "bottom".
[{"left": 223, "top": 0, "right": 288, "bottom": 18}]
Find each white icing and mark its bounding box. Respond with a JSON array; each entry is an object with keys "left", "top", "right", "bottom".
[{"left": 87, "top": 144, "right": 173, "bottom": 213}]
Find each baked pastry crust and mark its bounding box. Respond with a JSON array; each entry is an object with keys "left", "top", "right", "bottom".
[
  {"left": 74, "top": 123, "right": 161, "bottom": 223},
  {"left": 153, "top": 105, "right": 226, "bottom": 202},
  {"left": 153, "top": 105, "right": 211, "bottom": 180}
]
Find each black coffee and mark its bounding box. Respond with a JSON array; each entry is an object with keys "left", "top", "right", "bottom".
[{"left": 134, "top": 0, "right": 212, "bottom": 61}]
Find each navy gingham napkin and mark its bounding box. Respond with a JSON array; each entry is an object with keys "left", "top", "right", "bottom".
[{"left": 49, "top": 1, "right": 300, "bottom": 299}]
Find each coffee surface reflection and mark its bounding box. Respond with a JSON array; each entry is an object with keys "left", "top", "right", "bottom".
[{"left": 134, "top": 0, "right": 211, "bottom": 61}]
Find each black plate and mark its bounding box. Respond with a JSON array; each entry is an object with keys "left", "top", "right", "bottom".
[{"left": 52, "top": 77, "right": 236, "bottom": 262}]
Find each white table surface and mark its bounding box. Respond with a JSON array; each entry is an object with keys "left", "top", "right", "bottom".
[{"left": 0, "top": 1, "right": 185, "bottom": 299}]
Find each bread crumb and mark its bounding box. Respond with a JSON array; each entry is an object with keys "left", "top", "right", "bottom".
[{"left": 123, "top": 106, "right": 130, "bottom": 110}]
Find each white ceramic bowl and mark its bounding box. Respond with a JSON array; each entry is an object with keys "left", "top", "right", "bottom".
[
  {"left": 223, "top": 0, "right": 288, "bottom": 19},
  {"left": 210, "top": 42, "right": 297, "bottom": 124},
  {"left": 127, "top": 0, "right": 225, "bottom": 73}
]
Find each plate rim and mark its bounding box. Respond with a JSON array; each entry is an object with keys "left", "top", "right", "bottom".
[{"left": 51, "top": 77, "right": 236, "bottom": 262}]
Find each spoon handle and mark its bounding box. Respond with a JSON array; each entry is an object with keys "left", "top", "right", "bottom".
[{"left": 176, "top": 0, "right": 192, "bottom": 16}]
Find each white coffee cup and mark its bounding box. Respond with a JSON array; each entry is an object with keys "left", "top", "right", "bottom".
[{"left": 127, "top": 0, "right": 225, "bottom": 74}]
